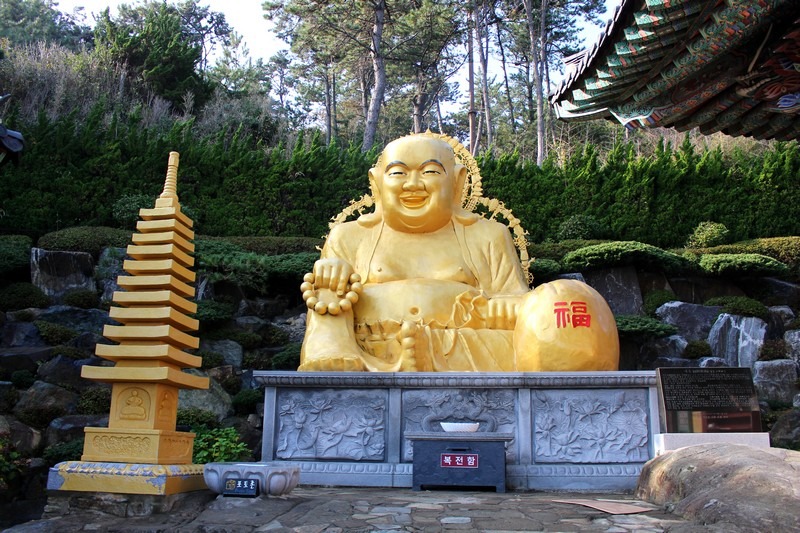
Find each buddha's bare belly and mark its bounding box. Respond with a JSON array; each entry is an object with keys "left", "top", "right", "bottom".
[{"left": 355, "top": 279, "right": 480, "bottom": 326}]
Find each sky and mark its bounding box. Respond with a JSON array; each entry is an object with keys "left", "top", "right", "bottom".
[{"left": 55, "top": 0, "right": 616, "bottom": 65}]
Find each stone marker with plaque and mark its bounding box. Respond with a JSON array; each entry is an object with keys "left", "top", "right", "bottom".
[
  {"left": 222, "top": 478, "right": 259, "bottom": 498},
  {"left": 654, "top": 367, "right": 770, "bottom": 453}
]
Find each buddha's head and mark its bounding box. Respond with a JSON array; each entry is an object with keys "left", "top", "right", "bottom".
[{"left": 367, "top": 135, "right": 469, "bottom": 233}]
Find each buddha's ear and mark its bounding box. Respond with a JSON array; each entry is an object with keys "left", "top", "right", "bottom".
[
  {"left": 358, "top": 167, "right": 383, "bottom": 227},
  {"left": 453, "top": 163, "right": 467, "bottom": 206}
]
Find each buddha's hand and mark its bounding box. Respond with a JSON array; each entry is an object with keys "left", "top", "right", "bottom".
[
  {"left": 312, "top": 258, "right": 357, "bottom": 296},
  {"left": 485, "top": 295, "right": 520, "bottom": 330}
]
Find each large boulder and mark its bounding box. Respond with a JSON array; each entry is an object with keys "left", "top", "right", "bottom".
[
  {"left": 30, "top": 248, "right": 95, "bottom": 303},
  {"left": 235, "top": 297, "right": 290, "bottom": 319},
  {"left": 45, "top": 414, "right": 108, "bottom": 447},
  {"left": 744, "top": 277, "right": 800, "bottom": 309},
  {"left": 0, "top": 381, "right": 17, "bottom": 412},
  {"left": 770, "top": 409, "right": 800, "bottom": 450},
  {"left": 0, "top": 346, "right": 53, "bottom": 378},
  {"left": 34, "top": 306, "right": 115, "bottom": 336},
  {"left": 753, "top": 360, "right": 798, "bottom": 404},
  {"left": 273, "top": 313, "right": 307, "bottom": 344},
  {"left": 96, "top": 247, "right": 127, "bottom": 304},
  {"left": 36, "top": 354, "right": 105, "bottom": 392},
  {"left": 12, "top": 381, "right": 79, "bottom": 426},
  {"left": 655, "top": 302, "right": 722, "bottom": 342},
  {"left": 2, "top": 321, "right": 46, "bottom": 348},
  {"left": 178, "top": 370, "right": 233, "bottom": 422},
  {"left": 199, "top": 339, "right": 243, "bottom": 368},
  {"left": 8, "top": 418, "right": 43, "bottom": 456},
  {"left": 708, "top": 314, "right": 767, "bottom": 369},
  {"left": 636, "top": 444, "right": 800, "bottom": 532},
  {"left": 767, "top": 305, "right": 795, "bottom": 338},
  {"left": 666, "top": 276, "right": 745, "bottom": 304},
  {"left": 786, "top": 329, "right": 800, "bottom": 368},
  {"left": 582, "top": 266, "right": 644, "bottom": 315}
]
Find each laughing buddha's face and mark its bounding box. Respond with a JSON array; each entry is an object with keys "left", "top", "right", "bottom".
[{"left": 370, "top": 136, "right": 466, "bottom": 233}]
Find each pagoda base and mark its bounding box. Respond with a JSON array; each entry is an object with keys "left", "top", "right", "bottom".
[
  {"left": 47, "top": 461, "right": 207, "bottom": 495},
  {"left": 82, "top": 427, "right": 195, "bottom": 464}
]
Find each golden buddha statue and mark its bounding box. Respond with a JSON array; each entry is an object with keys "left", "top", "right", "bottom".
[{"left": 299, "top": 133, "right": 619, "bottom": 372}]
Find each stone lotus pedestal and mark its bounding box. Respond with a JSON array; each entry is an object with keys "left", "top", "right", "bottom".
[{"left": 203, "top": 463, "right": 300, "bottom": 496}]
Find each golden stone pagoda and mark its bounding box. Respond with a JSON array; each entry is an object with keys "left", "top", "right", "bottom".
[{"left": 48, "top": 152, "right": 210, "bottom": 495}]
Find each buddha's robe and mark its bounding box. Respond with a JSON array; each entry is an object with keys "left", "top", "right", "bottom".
[{"left": 315, "top": 216, "right": 528, "bottom": 371}]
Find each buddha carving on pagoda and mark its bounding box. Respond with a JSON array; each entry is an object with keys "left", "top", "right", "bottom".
[{"left": 299, "top": 132, "right": 619, "bottom": 373}]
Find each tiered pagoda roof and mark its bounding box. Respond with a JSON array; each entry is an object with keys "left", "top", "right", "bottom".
[{"left": 550, "top": 0, "right": 800, "bottom": 140}]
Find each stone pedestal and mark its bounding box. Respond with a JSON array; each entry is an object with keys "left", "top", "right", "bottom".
[
  {"left": 254, "top": 371, "right": 659, "bottom": 491},
  {"left": 47, "top": 462, "right": 206, "bottom": 495}
]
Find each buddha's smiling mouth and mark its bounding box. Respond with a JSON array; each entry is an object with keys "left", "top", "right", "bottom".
[{"left": 399, "top": 192, "right": 429, "bottom": 208}]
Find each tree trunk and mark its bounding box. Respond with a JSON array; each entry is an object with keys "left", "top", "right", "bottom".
[
  {"left": 496, "top": 22, "right": 516, "bottom": 134},
  {"left": 475, "top": 2, "right": 493, "bottom": 151},
  {"left": 523, "top": 0, "right": 547, "bottom": 166},
  {"left": 362, "top": 0, "right": 387, "bottom": 152},
  {"left": 323, "top": 69, "right": 333, "bottom": 145},
  {"left": 467, "top": 5, "right": 477, "bottom": 155},
  {"left": 332, "top": 68, "right": 339, "bottom": 142}
]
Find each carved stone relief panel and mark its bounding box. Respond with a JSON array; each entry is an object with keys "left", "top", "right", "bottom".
[
  {"left": 532, "top": 389, "right": 649, "bottom": 464},
  {"left": 274, "top": 389, "right": 387, "bottom": 461},
  {"left": 401, "top": 389, "right": 517, "bottom": 462}
]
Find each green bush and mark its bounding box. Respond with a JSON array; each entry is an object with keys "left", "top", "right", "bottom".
[
  {"left": 198, "top": 235, "right": 322, "bottom": 255},
  {"left": 0, "top": 235, "right": 32, "bottom": 277},
  {"left": 192, "top": 427, "right": 249, "bottom": 464},
  {"left": 198, "top": 350, "right": 225, "bottom": 369},
  {"left": 615, "top": 315, "right": 678, "bottom": 338},
  {"left": 198, "top": 250, "right": 317, "bottom": 295},
  {"left": 241, "top": 350, "right": 272, "bottom": 370},
  {"left": 218, "top": 373, "right": 242, "bottom": 396},
  {"left": 42, "top": 438, "right": 85, "bottom": 466},
  {"left": 77, "top": 387, "right": 112, "bottom": 415},
  {"left": 52, "top": 345, "right": 90, "bottom": 360},
  {"left": 10, "top": 370, "right": 34, "bottom": 389},
  {"left": 232, "top": 389, "right": 262, "bottom": 415},
  {"left": 704, "top": 296, "right": 769, "bottom": 321},
  {"left": 205, "top": 328, "right": 263, "bottom": 350},
  {"left": 690, "top": 237, "right": 800, "bottom": 272},
  {"left": 34, "top": 321, "right": 79, "bottom": 345},
  {"left": 699, "top": 253, "right": 789, "bottom": 278},
  {"left": 528, "top": 240, "right": 608, "bottom": 261},
  {"left": 530, "top": 258, "right": 562, "bottom": 282},
  {"left": 0, "top": 437, "right": 23, "bottom": 492},
  {"left": 759, "top": 339, "right": 789, "bottom": 361},
  {"left": 11, "top": 309, "right": 36, "bottom": 321},
  {"left": 682, "top": 340, "right": 712, "bottom": 360},
  {"left": 556, "top": 215, "right": 607, "bottom": 241},
  {"left": 177, "top": 407, "right": 219, "bottom": 429},
  {"left": 643, "top": 290, "right": 679, "bottom": 316},
  {"left": 63, "top": 289, "right": 100, "bottom": 309},
  {"left": 37, "top": 227, "right": 132, "bottom": 258},
  {"left": 194, "top": 300, "right": 235, "bottom": 327},
  {"left": 16, "top": 404, "right": 67, "bottom": 430},
  {"left": 112, "top": 193, "right": 156, "bottom": 229},
  {"left": 786, "top": 318, "right": 800, "bottom": 331},
  {"left": 271, "top": 342, "right": 302, "bottom": 370},
  {"left": 686, "top": 221, "right": 730, "bottom": 248},
  {"left": 562, "top": 241, "right": 687, "bottom": 274},
  {"left": 0, "top": 282, "right": 51, "bottom": 311}
]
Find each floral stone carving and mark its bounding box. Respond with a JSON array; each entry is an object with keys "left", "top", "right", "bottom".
[{"left": 533, "top": 390, "right": 649, "bottom": 463}]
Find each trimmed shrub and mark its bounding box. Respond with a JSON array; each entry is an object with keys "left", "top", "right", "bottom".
[
  {"left": 270, "top": 342, "right": 302, "bottom": 370},
  {"left": 759, "top": 339, "right": 789, "bottom": 361},
  {"left": 112, "top": 193, "right": 156, "bottom": 229},
  {"left": 11, "top": 309, "right": 36, "bottom": 322},
  {"left": 683, "top": 340, "right": 712, "bottom": 360},
  {"left": 205, "top": 328, "right": 263, "bottom": 350},
  {"left": 177, "top": 407, "right": 219, "bottom": 429},
  {"left": 34, "top": 321, "right": 78, "bottom": 345},
  {"left": 51, "top": 345, "right": 89, "bottom": 360},
  {"left": 198, "top": 235, "right": 322, "bottom": 255},
  {"left": 42, "top": 438, "right": 84, "bottom": 466},
  {"left": 704, "top": 296, "right": 769, "bottom": 321},
  {"left": 194, "top": 300, "right": 235, "bottom": 327},
  {"left": 232, "top": 388, "right": 262, "bottom": 415},
  {"left": 198, "top": 250, "right": 317, "bottom": 295},
  {"left": 562, "top": 241, "right": 687, "bottom": 274},
  {"left": 615, "top": 315, "right": 678, "bottom": 338},
  {"left": 37, "top": 227, "right": 131, "bottom": 258},
  {"left": 0, "top": 282, "right": 51, "bottom": 311},
  {"left": 0, "top": 235, "right": 32, "bottom": 277},
  {"left": 699, "top": 253, "right": 789, "bottom": 278},
  {"left": 528, "top": 240, "right": 608, "bottom": 261},
  {"left": 643, "top": 289, "right": 679, "bottom": 316},
  {"left": 690, "top": 237, "right": 800, "bottom": 272},
  {"left": 10, "top": 370, "right": 35, "bottom": 389},
  {"left": 241, "top": 350, "right": 272, "bottom": 370},
  {"left": 16, "top": 404, "right": 67, "bottom": 430},
  {"left": 77, "top": 386, "right": 112, "bottom": 415},
  {"left": 63, "top": 289, "right": 100, "bottom": 309},
  {"left": 218, "top": 374, "right": 242, "bottom": 396},
  {"left": 530, "top": 258, "right": 562, "bottom": 282},
  {"left": 556, "top": 214, "right": 607, "bottom": 241},
  {"left": 686, "top": 221, "right": 730, "bottom": 248},
  {"left": 198, "top": 350, "right": 225, "bottom": 369}
]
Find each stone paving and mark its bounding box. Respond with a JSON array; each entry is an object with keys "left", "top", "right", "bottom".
[{"left": 5, "top": 487, "right": 744, "bottom": 533}]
